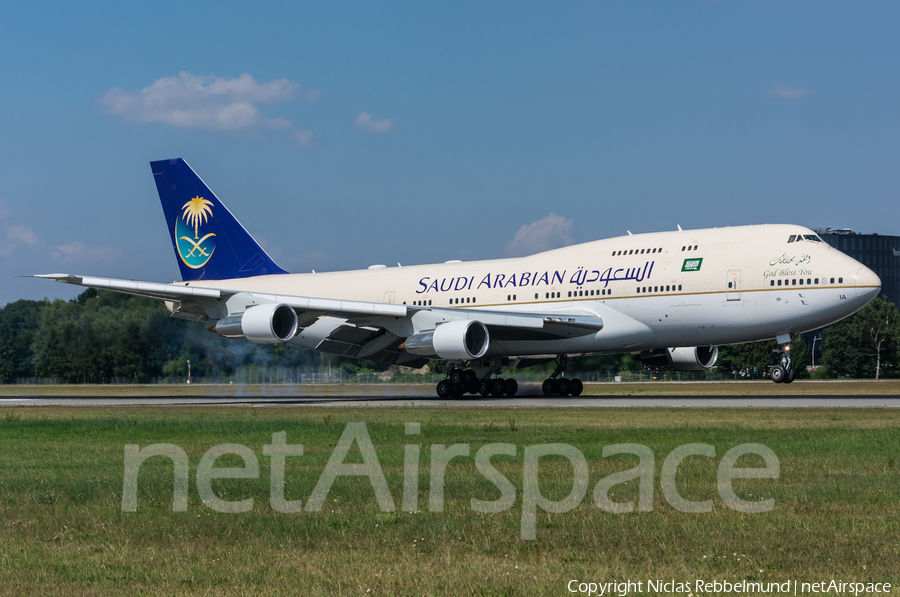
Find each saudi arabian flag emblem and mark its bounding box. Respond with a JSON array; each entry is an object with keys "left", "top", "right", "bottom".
[
  {"left": 176, "top": 196, "right": 217, "bottom": 269},
  {"left": 682, "top": 258, "right": 703, "bottom": 272}
]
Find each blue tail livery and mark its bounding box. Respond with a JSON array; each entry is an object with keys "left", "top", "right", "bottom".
[{"left": 151, "top": 158, "right": 288, "bottom": 281}]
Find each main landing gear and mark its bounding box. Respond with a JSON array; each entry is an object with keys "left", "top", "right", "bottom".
[
  {"left": 541, "top": 355, "right": 584, "bottom": 397},
  {"left": 770, "top": 341, "right": 796, "bottom": 384},
  {"left": 435, "top": 361, "right": 518, "bottom": 398}
]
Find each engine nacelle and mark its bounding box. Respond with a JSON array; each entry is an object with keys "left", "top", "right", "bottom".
[
  {"left": 404, "top": 320, "right": 490, "bottom": 360},
  {"left": 640, "top": 346, "right": 718, "bottom": 370},
  {"left": 214, "top": 303, "right": 298, "bottom": 344}
]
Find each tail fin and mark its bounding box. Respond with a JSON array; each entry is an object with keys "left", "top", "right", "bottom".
[{"left": 151, "top": 158, "right": 288, "bottom": 281}]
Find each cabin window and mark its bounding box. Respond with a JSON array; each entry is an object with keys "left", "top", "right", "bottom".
[
  {"left": 788, "top": 235, "right": 796, "bottom": 243},
  {"left": 535, "top": 293, "right": 538, "bottom": 299},
  {"left": 678, "top": 285, "right": 682, "bottom": 291},
  {"left": 839, "top": 277, "right": 843, "bottom": 284},
  {"left": 771, "top": 280, "right": 775, "bottom": 286},
  {"left": 799, "top": 279, "right": 804, "bottom": 285},
  {"left": 636, "top": 288, "right": 640, "bottom": 293},
  {"left": 792, "top": 279, "right": 796, "bottom": 285},
  {"left": 687, "top": 246, "right": 692, "bottom": 251},
  {"left": 568, "top": 291, "right": 572, "bottom": 297},
  {"left": 471, "top": 298, "right": 474, "bottom": 304},
  {"left": 728, "top": 282, "right": 733, "bottom": 288},
  {"left": 778, "top": 280, "right": 782, "bottom": 286},
  {"left": 611, "top": 251, "right": 616, "bottom": 256},
  {"left": 815, "top": 278, "right": 819, "bottom": 284},
  {"left": 682, "top": 246, "right": 686, "bottom": 251},
  {"left": 830, "top": 278, "right": 835, "bottom": 283}
]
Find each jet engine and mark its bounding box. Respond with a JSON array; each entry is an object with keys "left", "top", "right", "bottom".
[
  {"left": 404, "top": 320, "right": 490, "bottom": 360},
  {"left": 640, "top": 346, "right": 718, "bottom": 370},
  {"left": 214, "top": 303, "right": 299, "bottom": 344}
]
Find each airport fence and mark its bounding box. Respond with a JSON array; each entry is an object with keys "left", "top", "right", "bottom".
[{"left": 4, "top": 368, "right": 765, "bottom": 385}]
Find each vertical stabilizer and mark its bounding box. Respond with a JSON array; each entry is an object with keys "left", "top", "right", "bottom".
[{"left": 151, "top": 158, "right": 288, "bottom": 281}]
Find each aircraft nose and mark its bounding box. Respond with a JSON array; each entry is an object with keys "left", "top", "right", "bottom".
[{"left": 854, "top": 265, "right": 881, "bottom": 306}]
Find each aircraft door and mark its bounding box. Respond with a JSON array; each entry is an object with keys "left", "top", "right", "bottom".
[
  {"left": 383, "top": 291, "right": 396, "bottom": 304},
  {"left": 725, "top": 270, "right": 741, "bottom": 301}
]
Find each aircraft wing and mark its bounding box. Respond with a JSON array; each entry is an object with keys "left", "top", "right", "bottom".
[{"left": 34, "top": 274, "right": 605, "bottom": 352}]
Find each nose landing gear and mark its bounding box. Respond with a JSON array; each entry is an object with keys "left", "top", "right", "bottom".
[{"left": 770, "top": 340, "right": 796, "bottom": 384}]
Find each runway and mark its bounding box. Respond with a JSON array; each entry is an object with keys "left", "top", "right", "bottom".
[{"left": 2, "top": 395, "right": 899, "bottom": 408}]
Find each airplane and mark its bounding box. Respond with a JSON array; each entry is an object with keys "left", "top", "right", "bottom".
[{"left": 36, "top": 158, "right": 881, "bottom": 397}]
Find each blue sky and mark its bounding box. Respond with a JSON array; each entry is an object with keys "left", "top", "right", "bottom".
[{"left": 2, "top": 1, "right": 899, "bottom": 306}]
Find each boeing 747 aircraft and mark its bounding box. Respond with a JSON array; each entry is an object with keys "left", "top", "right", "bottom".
[{"left": 37, "top": 159, "right": 881, "bottom": 397}]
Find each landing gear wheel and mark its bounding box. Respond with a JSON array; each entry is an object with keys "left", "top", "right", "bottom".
[
  {"left": 463, "top": 369, "right": 477, "bottom": 388},
  {"left": 557, "top": 378, "right": 571, "bottom": 396},
  {"left": 490, "top": 378, "right": 506, "bottom": 397},
  {"left": 436, "top": 379, "right": 453, "bottom": 398},
  {"left": 448, "top": 369, "right": 464, "bottom": 385},
  {"left": 452, "top": 384, "right": 466, "bottom": 398},
  {"left": 771, "top": 365, "right": 786, "bottom": 383},
  {"left": 784, "top": 366, "right": 796, "bottom": 384},
  {"left": 542, "top": 379, "right": 557, "bottom": 396},
  {"left": 504, "top": 378, "right": 518, "bottom": 397},
  {"left": 478, "top": 379, "right": 490, "bottom": 396},
  {"left": 571, "top": 378, "right": 584, "bottom": 397}
]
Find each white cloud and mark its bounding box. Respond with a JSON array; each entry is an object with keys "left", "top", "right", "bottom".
[
  {"left": 354, "top": 112, "right": 396, "bottom": 133},
  {"left": 100, "top": 71, "right": 316, "bottom": 132},
  {"left": 51, "top": 241, "right": 122, "bottom": 263},
  {"left": 8, "top": 225, "right": 39, "bottom": 246},
  {"left": 292, "top": 130, "right": 315, "bottom": 147},
  {"left": 768, "top": 84, "right": 812, "bottom": 100},
  {"left": 504, "top": 213, "right": 574, "bottom": 257}
]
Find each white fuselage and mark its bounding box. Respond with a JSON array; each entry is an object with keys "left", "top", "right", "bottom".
[{"left": 184, "top": 224, "right": 881, "bottom": 357}]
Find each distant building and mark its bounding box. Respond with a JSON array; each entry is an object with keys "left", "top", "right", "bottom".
[{"left": 813, "top": 228, "right": 900, "bottom": 309}]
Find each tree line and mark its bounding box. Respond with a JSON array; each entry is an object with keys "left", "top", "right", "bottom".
[{"left": 0, "top": 289, "right": 897, "bottom": 383}]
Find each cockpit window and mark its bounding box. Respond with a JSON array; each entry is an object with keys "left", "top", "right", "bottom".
[{"left": 788, "top": 234, "right": 824, "bottom": 243}]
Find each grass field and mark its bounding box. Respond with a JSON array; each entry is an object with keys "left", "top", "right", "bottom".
[
  {"left": 0, "top": 406, "right": 898, "bottom": 596},
  {"left": 2, "top": 379, "right": 900, "bottom": 397}
]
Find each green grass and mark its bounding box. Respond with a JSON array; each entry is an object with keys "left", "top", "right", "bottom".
[{"left": 0, "top": 407, "right": 898, "bottom": 595}]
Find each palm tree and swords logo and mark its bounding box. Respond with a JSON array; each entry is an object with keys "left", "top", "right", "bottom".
[{"left": 176, "top": 196, "right": 216, "bottom": 269}]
